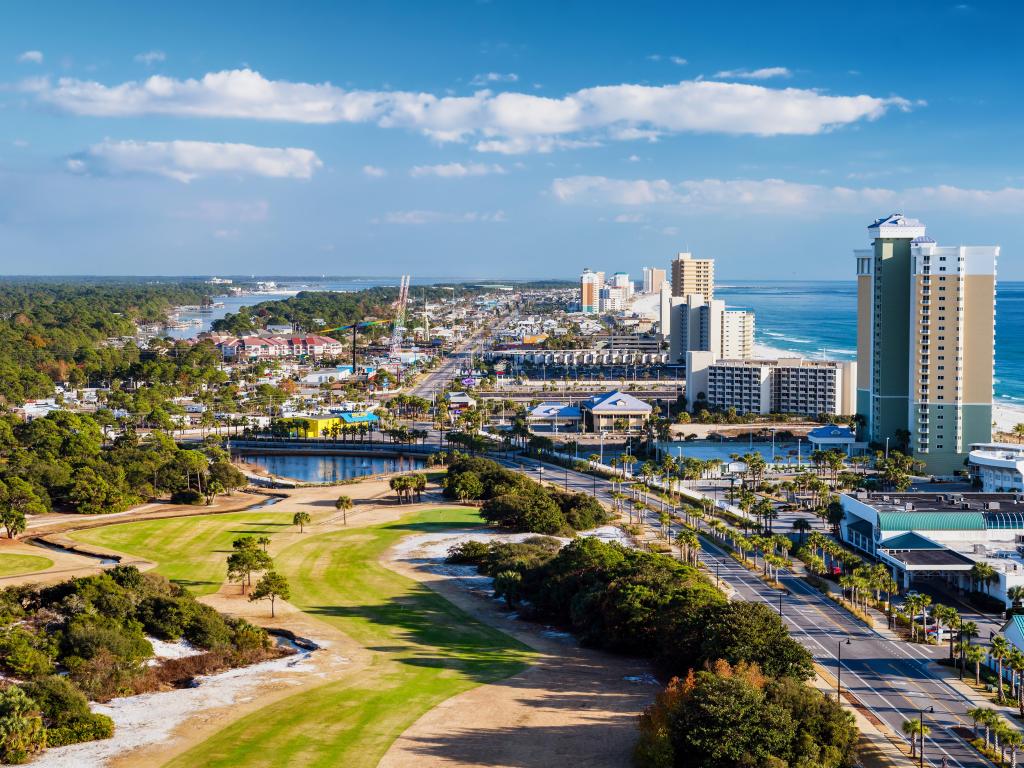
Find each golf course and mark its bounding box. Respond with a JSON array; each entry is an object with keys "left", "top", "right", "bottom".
[
  {"left": 0, "top": 552, "right": 53, "bottom": 578},
  {"left": 71, "top": 504, "right": 535, "bottom": 768}
]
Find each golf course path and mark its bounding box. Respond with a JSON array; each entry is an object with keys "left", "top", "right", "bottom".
[{"left": 380, "top": 533, "right": 658, "bottom": 768}]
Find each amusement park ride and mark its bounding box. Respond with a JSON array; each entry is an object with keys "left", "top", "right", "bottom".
[{"left": 321, "top": 274, "right": 410, "bottom": 371}]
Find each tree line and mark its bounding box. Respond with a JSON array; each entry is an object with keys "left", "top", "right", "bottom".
[
  {"left": 443, "top": 455, "right": 611, "bottom": 535},
  {"left": 447, "top": 535, "right": 857, "bottom": 768}
]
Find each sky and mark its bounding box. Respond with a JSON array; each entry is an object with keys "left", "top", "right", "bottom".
[{"left": 1, "top": 0, "right": 1022, "bottom": 280}]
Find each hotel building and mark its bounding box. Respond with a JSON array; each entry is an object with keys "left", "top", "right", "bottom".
[
  {"left": 642, "top": 267, "right": 666, "bottom": 294},
  {"left": 671, "top": 252, "right": 715, "bottom": 299},
  {"left": 855, "top": 213, "right": 998, "bottom": 475},
  {"left": 669, "top": 294, "right": 754, "bottom": 365},
  {"left": 685, "top": 353, "right": 856, "bottom": 417},
  {"left": 580, "top": 269, "right": 604, "bottom": 314}
]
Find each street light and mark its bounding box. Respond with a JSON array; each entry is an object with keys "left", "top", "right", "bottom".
[
  {"left": 836, "top": 638, "right": 851, "bottom": 701},
  {"left": 918, "top": 705, "right": 934, "bottom": 768},
  {"left": 599, "top": 430, "right": 608, "bottom": 465}
]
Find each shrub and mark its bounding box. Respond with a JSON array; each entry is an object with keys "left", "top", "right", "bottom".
[
  {"left": 445, "top": 540, "right": 491, "bottom": 564},
  {"left": 183, "top": 604, "right": 234, "bottom": 650},
  {"left": 0, "top": 627, "right": 56, "bottom": 677},
  {"left": 46, "top": 713, "right": 115, "bottom": 747},
  {"left": 170, "top": 488, "right": 204, "bottom": 505},
  {"left": 61, "top": 614, "right": 153, "bottom": 664},
  {"left": 137, "top": 595, "right": 196, "bottom": 641}
]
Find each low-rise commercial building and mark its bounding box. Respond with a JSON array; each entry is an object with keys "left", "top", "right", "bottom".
[
  {"left": 969, "top": 443, "right": 1024, "bottom": 492},
  {"left": 840, "top": 491, "right": 1024, "bottom": 605},
  {"left": 580, "top": 390, "right": 653, "bottom": 433}
]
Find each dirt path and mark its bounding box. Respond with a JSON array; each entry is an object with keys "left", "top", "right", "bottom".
[{"left": 379, "top": 533, "right": 656, "bottom": 768}]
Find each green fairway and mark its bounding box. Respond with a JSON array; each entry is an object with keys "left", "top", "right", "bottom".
[
  {"left": 0, "top": 553, "right": 53, "bottom": 577},
  {"left": 70, "top": 510, "right": 297, "bottom": 595},
  {"left": 74, "top": 506, "right": 534, "bottom": 768}
]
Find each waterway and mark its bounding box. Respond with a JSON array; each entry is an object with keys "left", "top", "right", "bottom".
[{"left": 244, "top": 453, "right": 426, "bottom": 483}]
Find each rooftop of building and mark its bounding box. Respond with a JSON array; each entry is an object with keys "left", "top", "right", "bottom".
[
  {"left": 711, "top": 357, "right": 847, "bottom": 369},
  {"left": 848, "top": 491, "right": 1023, "bottom": 515},
  {"left": 868, "top": 212, "right": 924, "bottom": 229}
]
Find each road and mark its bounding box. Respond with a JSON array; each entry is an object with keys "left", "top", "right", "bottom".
[
  {"left": 501, "top": 452, "right": 991, "bottom": 768},
  {"left": 409, "top": 321, "right": 497, "bottom": 400}
]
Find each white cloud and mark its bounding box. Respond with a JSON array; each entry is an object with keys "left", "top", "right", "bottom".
[
  {"left": 551, "top": 175, "right": 1024, "bottom": 214},
  {"left": 647, "top": 54, "right": 687, "bottom": 65},
  {"left": 67, "top": 139, "right": 322, "bottom": 183},
  {"left": 12, "top": 139, "right": 29, "bottom": 148},
  {"left": 714, "top": 67, "right": 792, "bottom": 80},
  {"left": 613, "top": 213, "right": 647, "bottom": 223},
  {"left": 18, "top": 50, "right": 43, "bottom": 64},
  {"left": 409, "top": 162, "right": 505, "bottom": 178},
  {"left": 134, "top": 50, "right": 166, "bottom": 65},
  {"left": 29, "top": 68, "right": 911, "bottom": 153},
  {"left": 470, "top": 72, "right": 518, "bottom": 86},
  {"left": 362, "top": 164, "right": 387, "bottom": 178},
  {"left": 377, "top": 210, "right": 507, "bottom": 224}
]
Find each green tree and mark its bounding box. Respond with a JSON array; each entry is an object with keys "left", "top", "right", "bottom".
[
  {"left": 0, "top": 686, "right": 45, "bottom": 764},
  {"left": 293, "top": 511, "right": 312, "bottom": 533},
  {"left": 0, "top": 478, "right": 46, "bottom": 538},
  {"left": 334, "top": 495, "right": 352, "bottom": 525},
  {"left": 902, "top": 717, "right": 930, "bottom": 760},
  {"left": 249, "top": 571, "right": 290, "bottom": 618},
  {"left": 226, "top": 544, "right": 272, "bottom": 594}
]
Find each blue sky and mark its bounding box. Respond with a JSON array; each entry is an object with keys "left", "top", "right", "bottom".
[{"left": 1, "top": 0, "right": 1021, "bottom": 279}]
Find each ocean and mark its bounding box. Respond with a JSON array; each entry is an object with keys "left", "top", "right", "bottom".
[{"left": 716, "top": 280, "right": 1024, "bottom": 406}]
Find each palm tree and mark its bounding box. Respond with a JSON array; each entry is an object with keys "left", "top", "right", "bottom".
[
  {"left": 792, "top": 517, "right": 811, "bottom": 543},
  {"left": 1014, "top": 423, "right": 1024, "bottom": 444},
  {"left": 1004, "top": 726, "right": 1023, "bottom": 768},
  {"left": 675, "top": 530, "right": 699, "bottom": 565},
  {"left": 1009, "top": 648, "right": 1024, "bottom": 717},
  {"left": 334, "top": 494, "right": 353, "bottom": 525},
  {"left": 992, "top": 634, "right": 1011, "bottom": 702},
  {"left": 1008, "top": 585, "right": 1024, "bottom": 610},
  {"left": 902, "top": 718, "right": 930, "bottom": 760},
  {"left": 970, "top": 561, "right": 997, "bottom": 596},
  {"left": 965, "top": 644, "right": 987, "bottom": 686},
  {"left": 933, "top": 604, "right": 960, "bottom": 661}
]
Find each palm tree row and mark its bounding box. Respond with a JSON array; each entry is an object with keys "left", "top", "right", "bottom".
[
  {"left": 966, "top": 706, "right": 1024, "bottom": 766},
  {"left": 389, "top": 472, "right": 427, "bottom": 503}
]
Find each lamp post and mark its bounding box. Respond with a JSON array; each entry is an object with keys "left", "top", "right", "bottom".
[
  {"left": 599, "top": 430, "right": 607, "bottom": 465},
  {"left": 836, "top": 638, "right": 851, "bottom": 701},
  {"left": 918, "top": 705, "right": 933, "bottom": 768},
  {"left": 885, "top": 436, "right": 890, "bottom": 461}
]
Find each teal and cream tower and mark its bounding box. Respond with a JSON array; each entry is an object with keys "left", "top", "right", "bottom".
[{"left": 855, "top": 213, "right": 998, "bottom": 475}]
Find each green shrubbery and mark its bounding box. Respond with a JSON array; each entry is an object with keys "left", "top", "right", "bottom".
[
  {"left": 0, "top": 565, "right": 276, "bottom": 760},
  {"left": 450, "top": 536, "right": 853, "bottom": 767},
  {"left": 443, "top": 456, "right": 610, "bottom": 534}
]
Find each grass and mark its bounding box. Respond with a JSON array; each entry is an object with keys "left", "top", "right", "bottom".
[
  {"left": 74, "top": 506, "right": 534, "bottom": 767},
  {"left": 0, "top": 553, "right": 53, "bottom": 577},
  {"left": 70, "top": 511, "right": 297, "bottom": 595}
]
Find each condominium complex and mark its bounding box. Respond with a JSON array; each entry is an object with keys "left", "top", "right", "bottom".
[
  {"left": 642, "top": 267, "right": 666, "bottom": 294},
  {"left": 669, "top": 294, "right": 755, "bottom": 364},
  {"left": 855, "top": 213, "right": 998, "bottom": 475},
  {"left": 686, "top": 352, "right": 856, "bottom": 417},
  {"left": 671, "top": 252, "right": 714, "bottom": 299},
  {"left": 580, "top": 269, "right": 604, "bottom": 313}
]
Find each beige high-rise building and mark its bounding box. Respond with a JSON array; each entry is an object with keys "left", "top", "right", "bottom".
[
  {"left": 671, "top": 252, "right": 714, "bottom": 299},
  {"left": 855, "top": 213, "right": 998, "bottom": 474},
  {"left": 642, "top": 267, "right": 666, "bottom": 294}
]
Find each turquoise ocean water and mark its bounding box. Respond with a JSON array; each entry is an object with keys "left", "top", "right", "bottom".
[{"left": 716, "top": 280, "right": 1023, "bottom": 406}]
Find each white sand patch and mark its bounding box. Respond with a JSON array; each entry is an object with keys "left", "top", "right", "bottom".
[
  {"left": 145, "top": 637, "right": 204, "bottom": 664},
  {"left": 994, "top": 402, "right": 1024, "bottom": 433},
  {"left": 29, "top": 646, "right": 321, "bottom": 768}
]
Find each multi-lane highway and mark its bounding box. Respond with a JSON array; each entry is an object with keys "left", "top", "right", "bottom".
[{"left": 502, "top": 452, "right": 991, "bottom": 768}]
